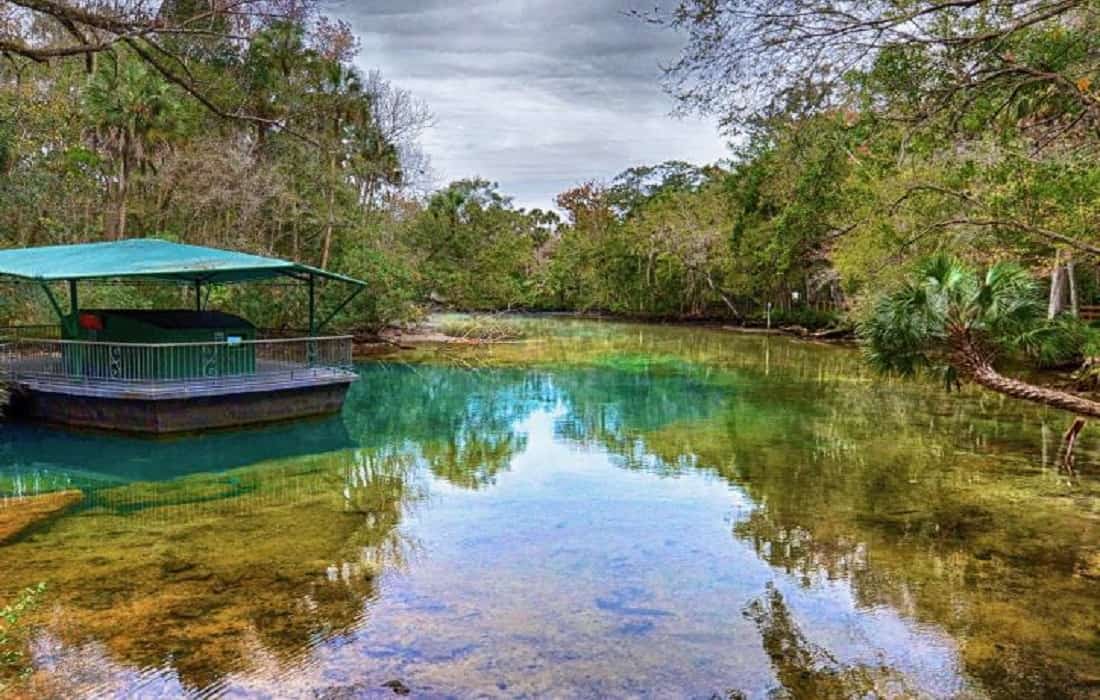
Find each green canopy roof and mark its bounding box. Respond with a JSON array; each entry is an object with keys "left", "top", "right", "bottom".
[{"left": 0, "top": 239, "right": 364, "bottom": 286}]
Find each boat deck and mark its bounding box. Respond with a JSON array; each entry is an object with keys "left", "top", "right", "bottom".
[
  {"left": 0, "top": 336, "right": 358, "bottom": 433},
  {"left": 5, "top": 357, "right": 356, "bottom": 400}
]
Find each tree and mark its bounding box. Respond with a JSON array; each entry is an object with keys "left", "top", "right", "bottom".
[
  {"left": 0, "top": 0, "right": 316, "bottom": 130},
  {"left": 83, "top": 51, "right": 185, "bottom": 238},
  {"left": 310, "top": 60, "right": 366, "bottom": 270},
  {"left": 405, "top": 179, "right": 547, "bottom": 309},
  {"left": 360, "top": 70, "right": 432, "bottom": 209},
  {"left": 0, "top": 4, "right": 428, "bottom": 334},
  {"left": 240, "top": 20, "right": 310, "bottom": 145},
  {"left": 860, "top": 254, "right": 1099, "bottom": 468},
  {"left": 606, "top": 160, "right": 709, "bottom": 218},
  {"left": 652, "top": 0, "right": 1100, "bottom": 271}
]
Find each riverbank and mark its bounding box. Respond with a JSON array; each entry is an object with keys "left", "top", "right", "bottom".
[{"left": 351, "top": 312, "right": 855, "bottom": 358}]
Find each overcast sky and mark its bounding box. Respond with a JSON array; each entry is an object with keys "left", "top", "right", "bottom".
[{"left": 328, "top": 0, "right": 729, "bottom": 210}]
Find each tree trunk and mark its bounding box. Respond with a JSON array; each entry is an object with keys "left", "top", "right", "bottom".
[
  {"left": 701, "top": 268, "right": 742, "bottom": 320},
  {"left": 1048, "top": 252, "right": 1066, "bottom": 319},
  {"left": 365, "top": 175, "right": 378, "bottom": 218},
  {"left": 956, "top": 344, "right": 1100, "bottom": 419},
  {"left": 321, "top": 151, "right": 336, "bottom": 270},
  {"left": 115, "top": 147, "right": 129, "bottom": 241},
  {"left": 952, "top": 337, "right": 1098, "bottom": 470},
  {"left": 1068, "top": 256, "right": 1079, "bottom": 317},
  {"left": 1063, "top": 417, "right": 1087, "bottom": 472}
]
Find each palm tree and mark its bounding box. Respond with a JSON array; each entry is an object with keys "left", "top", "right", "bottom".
[
  {"left": 350, "top": 122, "right": 403, "bottom": 216},
  {"left": 860, "top": 254, "right": 1100, "bottom": 469},
  {"left": 312, "top": 61, "right": 368, "bottom": 271},
  {"left": 243, "top": 21, "right": 310, "bottom": 146},
  {"left": 84, "top": 53, "right": 184, "bottom": 238}
]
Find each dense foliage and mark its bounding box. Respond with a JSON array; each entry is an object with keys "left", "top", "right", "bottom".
[
  {"left": 642, "top": 0, "right": 1100, "bottom": 438},
  {"left": 6, "top": 1, "right": 1100, "bottom": 345},
  {"left": 1, "top": 1, "right": 427, "bottom": 332},
  {"left": 654, "top": 0, "right": 1100, "bottom": 307},
  {"left": 0, "top": 2, "right": 852, "bottom": 333}
]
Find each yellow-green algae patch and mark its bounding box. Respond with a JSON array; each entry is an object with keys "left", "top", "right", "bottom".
[
  {"left": 0, "top": 448, "right": 421, "bottom": 696},
  {"left": 0, "top": 491, "right": 82, "bottom": 545}
]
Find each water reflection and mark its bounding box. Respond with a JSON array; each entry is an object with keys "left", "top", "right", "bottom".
[
  {"left": 0, "top": 418, "right": 354, "bottom": 501},
  {"left": 0, "top": 320, "right": 1097, "bottom": 698},
  {"left": 1, "top": 446, "right": 423, "bottom": 696},
  {"left": 743, "top": 583, "right": 916, "bottom": 698}
]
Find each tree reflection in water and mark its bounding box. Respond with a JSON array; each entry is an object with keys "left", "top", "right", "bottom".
[{"left": 743, "top": 583, "right": 911, "bottom": 699}]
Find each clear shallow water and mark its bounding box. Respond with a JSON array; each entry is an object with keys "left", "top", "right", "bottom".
[{"left": 1, "top": 318, "right": 1099, "bottom": 698}]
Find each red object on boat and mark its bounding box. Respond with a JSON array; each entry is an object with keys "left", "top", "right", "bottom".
[{"left": 78, "top": 313, "right": 103, "bottom": 331}]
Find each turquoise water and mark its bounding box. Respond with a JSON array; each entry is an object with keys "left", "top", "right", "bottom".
[{"left": 0, "top": 318, "right": 1098, "bottom": 698}]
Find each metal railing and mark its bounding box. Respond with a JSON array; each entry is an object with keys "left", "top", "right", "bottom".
[{"left": 0, "top": 335, "right": 354, "bottom": 386}]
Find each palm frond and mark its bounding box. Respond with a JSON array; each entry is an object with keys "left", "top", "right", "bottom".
[
  {"left": 1015, "top": 315, "right": 1091, "bottom": 368},
  {"left": 858, "top": 254, "right": 1046, "bottom": 377},
  {"left": 859, "top": 283, "right": 943, "bottom": 376},
  {"left": 979, "top": 262, "right": 1041, "bottom": 336}
]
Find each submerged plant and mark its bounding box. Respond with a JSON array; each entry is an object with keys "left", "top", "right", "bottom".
[
  {"left": 0, "top": 582, "right": 46, "bottom": 684},
  {"left": 592, "top": 352, "right": 695, "bottom": 375}
]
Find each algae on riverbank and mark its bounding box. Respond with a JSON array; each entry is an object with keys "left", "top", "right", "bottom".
[{"left": 0, "top": 582, "right": 46, "bottom": 691}]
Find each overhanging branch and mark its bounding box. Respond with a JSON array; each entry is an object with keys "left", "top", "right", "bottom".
[
  {"left": 918, "top": 218, "right": 1100, "bottom": 257},
  {"left": 2, "top": 0, "right": 318, "bottom": 142}
]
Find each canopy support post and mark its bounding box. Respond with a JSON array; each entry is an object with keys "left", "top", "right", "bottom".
[
  {"left": 315, "top": 285, "right": 363, "bottom": 334},
  {"left": 194, "top": 281, "right": 202, "bottom": 311},
  {"left": 68, "top": 280, "right": 78, "bottom": 316},
  {"left": 306, "top": 273, "right": 318, "bottom": 365},
  {"left": 308, "top": 273, "right": 316, "bottom": 337},
  {"left": 38, "top": 281, "right": 68, "bottom": 334}
]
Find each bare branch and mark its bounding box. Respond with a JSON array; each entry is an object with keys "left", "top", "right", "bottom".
[
  {"left": 914, "top": 217, "right": 1100, "bottom": 257},
  {"left": 655, "top": 0, "right": 1091, "bottom": 137}
]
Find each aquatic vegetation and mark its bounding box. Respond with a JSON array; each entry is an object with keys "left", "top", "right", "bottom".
[
  {"left": 542, "top": 353, "right": 1100, "bottom": 696},
  {"left": 589, "top": 352, "right": 696, "bottom": 375},
  {"left": 437, "top": 316, "right": 527, "bottom": 341},
  {"left": 0, "top": 583, "right": 46, "bottom": 685},
  {"left": 0, "top": 449, "right": 423, "bottom": 695},
  {"left": 0, "top": 491, "right": 82, "bottom": 545}
]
